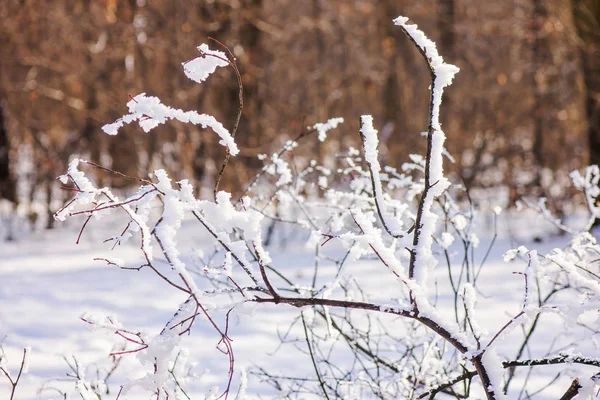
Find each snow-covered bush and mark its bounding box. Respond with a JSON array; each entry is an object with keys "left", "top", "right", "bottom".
[{"left": 4, "top": 14, "right": 595, "bottom": 400}]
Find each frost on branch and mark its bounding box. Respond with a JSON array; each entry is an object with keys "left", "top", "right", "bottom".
[
  {"left": 54, "top": 159, "right": 159, "bottom": 257},
  {"left": 50, "top": 14, "right": 600, "bottom": 400},
  {"left": 199, "top": 191, "right": 270, "bottom": 267},
  {"left": 481, "top": 349, "right": 509, "bottom": 400},
  {"left": 267, "top": 153, "right": 292, "bottom": 187},
  {"left": 570, "top": 165, "right": 600, "bottom": 229},
  {"left": 393, "top": 16, "right": 458, "bottom": 287},
  {"left": 102, "top": 93, "right": 239, "bottom": 156},
  {"left": 393, "top": 16, "right": 459, "bottom": 133},
  {"left": 313, "top": 117, "right": 344, "bottom": 142},
  {"left": 360, "top": 115, "right": 404, "bottom": 237},
  {"left": 102, "top": 43, "right": 238, "bottom": 156}
]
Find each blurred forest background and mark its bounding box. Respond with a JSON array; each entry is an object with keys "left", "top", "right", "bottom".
[{"left": 0, "top": 0, "right": 599, "bottom": 234}]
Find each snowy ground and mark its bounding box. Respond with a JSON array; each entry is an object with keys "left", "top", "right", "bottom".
[{"left": 1, "top": 210, "right": 598, "bottom": 399}]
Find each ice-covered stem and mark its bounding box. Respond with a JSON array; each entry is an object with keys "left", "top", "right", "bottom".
[
  {"left": 393, "top": 16, "right": 459, "bottom": 284},
  {"left": 391, "top": 16, "right": 511, "bottom": 400},
  {"left": 359, "top": 115, "right": 404, "bottom": 238},
  {"left": 473, "top": 351, "right": 506, "bottom": 400}
]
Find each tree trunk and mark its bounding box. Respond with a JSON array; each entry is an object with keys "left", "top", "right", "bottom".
[
  {"left": 531, "top": 0, "right": 550, "bottom": 192},
  {"left": 573, "top": 0, "right": 600, "bottom": 227},
  {"left": 437, "top": 0, "right": 455, "bottom": 59},
  {"left": 0, "top": 103, "right": 16, "bottom": 204},
  {"left": 573, "top": 0, "right": 600, "bottom": 166}
]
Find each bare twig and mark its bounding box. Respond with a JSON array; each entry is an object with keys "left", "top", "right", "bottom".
[
  {"left": 208, "top": 38, "right": 244, "bottom": 201},
  {"left": 0, "top": 347, "right": 29, "bottom": 400},
  {"left": 301, "top": 312, "right": 331, "bottom": 400}
]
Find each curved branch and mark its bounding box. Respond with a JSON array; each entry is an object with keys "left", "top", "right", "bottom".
[
  {"left": 394, "top": 18, "right": 458, "bottom": 282},
  {"left": 359, "top": 115, "right": 406, "bottom": 239},
  {"left": 251, "top": 295, "right": 469, "bottom": 354},
  {"left": 209, "top": 38, "right": 244, "bottom": 201}
]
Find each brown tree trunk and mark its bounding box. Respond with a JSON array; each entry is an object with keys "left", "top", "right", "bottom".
[
  {"left": 532, "top": 0, "right": 550, "bottom": 192},
  {"left": 437, "top": 0, "right": 455, "bottom": 173},
  {"left": 573, "top": 0, "right": 600, "bottom": 166},
  {"left": 437, "top": 0, "right": 455, "bottom": 59},
  {"left": 573, "top": 0, "right": 600, "bottom": 226},
  {"left": 381, "top": 0, "right": 410, "bottom": 165},
  {"left": 0, "top": 103, "right": 16, "bottom": 204}
]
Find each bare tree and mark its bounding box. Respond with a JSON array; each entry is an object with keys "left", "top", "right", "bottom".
[{"left": 574, "top": 0, "right": 600, "bottom": 166}]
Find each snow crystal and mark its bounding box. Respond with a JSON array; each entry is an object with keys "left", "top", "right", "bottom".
[
  {"left": 547, "top": 246, "right": 600, "bottom": 297},
  {"left": 428, "top": 130, "right": 451, "bottom": 192},
  {"left": 152, "top": 169, "right": 203, "bottom": 294},
  {"left": 122, "top": 332, "right": 182, "bottom": 393},
  {"left": 196, "top": 190, "right": 270, "bottom": 275},
  {"left": 574, "top": 375, "right": 600, "bottom": 398}
]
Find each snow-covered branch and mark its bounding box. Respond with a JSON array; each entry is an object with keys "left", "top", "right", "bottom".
[{"left": 47, "top": 14, "right": 600, "bottom": 400}]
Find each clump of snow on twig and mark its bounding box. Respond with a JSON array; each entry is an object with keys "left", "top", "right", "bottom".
[
  {"left": 313, "top": 117, "right": 344, "bottom": 142},
  {"left": 183, "top": 44, "right": 229, "bottom": 83},
  {"left": 102, "top": 94, "right": 238, "bottom": 156},
  {"left": 393, "top": 16, "right": 459, "bottom": 132},
  {"left": 360, "top": 115, "right": 404, "bottom": 236}
]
